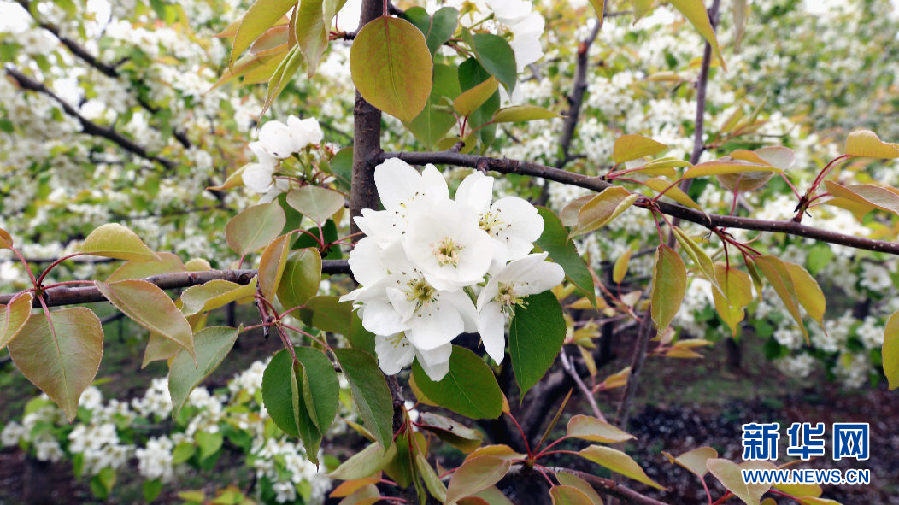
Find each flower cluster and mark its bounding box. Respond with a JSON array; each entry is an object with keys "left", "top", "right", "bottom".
[
  {"left": 243, "top": 116, "right": 324, "bottom": 194},
  {"left": 341, "top": 158, "right": 564, "bottom": 380}
]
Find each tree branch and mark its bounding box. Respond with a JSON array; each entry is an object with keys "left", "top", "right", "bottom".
[
  {"left": 616, "top": 312, "right": 652, "bottom": 428},
  {"left": 15, "top": 0, "right": 192, "bottom": 149},
  {"left": 0, "top": 260, "right": 350, "bottom": 307},
  {"left": 559, "top": 346, "right": 606, "bottom": 422},
  {"left": 543, "top": 467, "right": 669, "bottom": 505},
  {"left": 381, "top": 151, "right": 899, "bottom": 255},
  {"left": 5, "top": 67, "right": 176, "bottom": 170}
]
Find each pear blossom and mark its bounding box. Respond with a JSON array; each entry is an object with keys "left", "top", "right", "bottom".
[
  {"left": 344, "top": 158, "right": 562, "bottom": 380},
  {"left": 476, "top": 253, "right": 565, "bottom": 362}
]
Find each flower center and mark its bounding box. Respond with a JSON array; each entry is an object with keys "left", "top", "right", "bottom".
[
  {"left": 406, "top": 278, "right": 436, "bottom": 312},
  {"left": 432, "top": 237, "right": 464, "bottom": 267},
  {"left": 479, "top": 211, "right": 503, "bottom": 236},
  {"left": 495, "top": 282, "right": 525, "bottom": 312}
]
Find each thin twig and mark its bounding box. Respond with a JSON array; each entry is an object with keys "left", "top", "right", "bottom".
[{"left": 559, "top": 347, "right": 606, "bottom": 422}]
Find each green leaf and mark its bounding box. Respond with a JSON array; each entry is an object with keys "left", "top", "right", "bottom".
[
  {"left": 711, "top": 264, "right": 753, "bottom": 337},
  {"left": 549, "top": 485, "right": 594, "bottom": 505},
  {"left": 295, "top": 0, "right": 328, "bottom": 76},
  {"left": 415, "top": 452, "right": 447, "bottom": 502},
  {"left": 454, "top": 76, "right": 498, "bottom": 117},
  {"left": 471, "top": 32, "right": 516, "bottom": 92},
  {"left": 296, "top": 346, "right": 340, "bottom": 432},
  {"left": 509, "top": 291, "right": 566, "bottom": 396},
  {"left": 418, "top": 412, "right": 483, "bottom": 452},
  {"left": 650, "top": 245, "right": 686, "bottom": 330},
  {"left": 535, "top": 207, "right": 595, "bottom": 305},
  {"left": 670, "top": 0, "right": 725, "bottom": 69},
  {"left": 578, "top": 445, "right": 664, "bottom": 490},
  {"left": 225, "top": 201, "right": 286, "bottom": 255},
  {"left": 782, "top": 261, "right": 825, "bottom": 328},
  {"left": 672, "top": 227, "right": 719, "bottom": 292},
  {"left": 97, "top": 279, "right": 195, "bottom": 356},
  {"left": 334, "top": 348, "right": 394, "bottom": 449},
  {"left": 572, "top": 187, "right": 638, "bottom": 236},
  {"left": 262, "top": 45, "right": 304, "bottom": 113},
  {"left": 406, "top": 63, "right": 460, "bottom": 149},
  {"left": 285, "top": 185, "right": 345, "bottom": 224},
  {"left": 348, "top": 312, "right": 376, "bottom": 355},
  {"left": 351, "top": 15, "right": 433, "bottom": 122},
  {"left": 180, "top": 279, "right": 257, "bottom": 316},
  {"left": 299, "top": 296, "right": 353, "bottom": 334},
  {"left": 844, "top": 130, "right": 899, "bottom": 158},
  {"left": 412, "top": 345, "right": 503, "bottom": 419},
  {"left": 457, "top": 57, "right": 500, "bottom": 146},
  {"left": 78, "top": 223, "right": 157, "bottom": 261},
  {"left": 196, "top": 431, "right": 223, "bottom": 460},
  {"left": 612, "top": 134, "right": 667, "bottom": 164},
  {"left": 445, "top": 456, "right": 512, "bottom": 505},
  {"left": 613, "top": 248, "right": 631, "bottom": 284},
  {"left": 0, "top": 292, "right": 32, "bottom": 351},
  {"left": 143, "top": 479, "right": 163, "bottom": 502},
  {"left": 405, "top": 6, "right": 459, "bottom": 55},
  {"left": 644, "top": 178, "right": 701, "bottom": 209},
  {"left": 566, "top": 414, "right": 634, "bottom": 443},
  {"left": 491, "top": 105, "right": 560, "bottom": 123},
  {"left": 258, "top": 233, "right": 293, "bottom": 300},
  {"left": 168, "top": 326, "right": 238, "bottom": 415},
  {"left": 278, "top": 248, "right": 322, "bottom": 310},
  {"left": 329, "top": 441, "right": 397, "bottom": 479},
  {"left": 90, "top": 467, "right": 116, "bottom": 499},
  {"left": 8, "top": 307, "right": 103, "bottom": 421},
  {"left": 231, "top": 0, "right": 296, "bottom": 63},
  {"left": 883, "top": 311, "right": 899, "bottom": 390},
  {"left": 142, "top": 333, "right": 182, "bottom": 368}
]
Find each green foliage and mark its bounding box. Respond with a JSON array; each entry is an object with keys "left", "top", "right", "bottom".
[
  {"left": 412, "top": 346, "right": 503, "bottom": 419},
  {"left": 509, "top": 291, "right": 566, "bottom": 396}
]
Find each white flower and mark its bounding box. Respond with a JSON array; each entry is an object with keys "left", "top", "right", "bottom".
[
  {"left": 286, "top": 116, "right": 323, "bottom": 148},
  {"left": 476, "top": 253, "right": 564, "bottom": 362},
  {"left": 860, "top": 263, "right": 893, "bottom": 292},
  {"left": 258, "top": 120, "right": 296, "bottom": 159},
  {"left": 455, "top": 171, "right": 544, "bottom": 264},
  {"left": 375, "top": 334, "right": 452, "bottom": 380},
  {"left": 403, "top": 199, "right": 494, "bottom": 291},
  {"left": 243, "top": 141, "right": 277, "bottom": 193}
]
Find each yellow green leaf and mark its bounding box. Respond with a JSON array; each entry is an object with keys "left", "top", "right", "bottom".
[
  {"left": 672, "top": 228, "right": 718, "bottom": 294},
  {"left": 454, "top": 77, "right": 499, "bottom": 117},
  {"left": 844, "top": 130, "right": 899, "bottom": 159},
  {"left": 97, "top": 279, "right": 195, "bottom": 357},
  {"left": 295, "top": 0, "right": 328, "bottom": 76},
  {"left": 258, "top": 233, "right": 293, "bottom": 300},
  {"left": 8, "top": 307, "right": 103, "bottom": 421},
  {"left": 231, "top": 0, "right": 297, "bottom": 64},
  {"left": 554, "top": 474, "right": 603, "bottom": 505},
  {"left": 573, "top": 187, "right": 638, "bottom": 236},
  {"left": 683, "top": 159, "right": 782, "bottom": 179},
  {"left": 285, "top": 185, "right": 345, "bottom": 223},
  {"left": 644, "top": 178, "right": 701, "bottom": 208},
  {"left": 277, "top": 248, "right": 322, "bottom": 309},
  {"left": 180, "top": 279, "right": 257, "bottom": 316},
  {"left": 711, "top": 264, "right": 753, "bottom": 336},
  {"left": 707, "top": 459, "right": 772, "bottom": 505},
  {"left": 612, "top": 134, "right": 667, "bottom": 164},
  {"left": 445, "top": 456, "right": 512, "bottom": 505},
  {"left": 823, "top": 181, "right": 899, "bottom": 216},
  {"left": 753, "top": 255, "right": 807, "bottom": 342},
  {"left": 351, "top": 16, "right": 433, "bottom": 122},
  {"left": 613, "top": 248, "right": 632, "bottom": 284},
  {"left": 662, "top": 446, "right": 718, "bottom": 478},
  {"left": 567, "top": 414, "right": 634, "bottom": 443},
  {"left": 491, "top": 105, "right": 560, "bottom": 123},
  {"left": 207, "top": 166, "right": 246, "bottom": 191},
  {"left": 78, "top": 223, "right": 157, "bottom": 261},
  {"left": 106, "top": 252, "right": 186, "bottom": 282},
  {"left": 549, "top": 485, "right": 594, "bottom": 505},
  {"left": 782, "top": 261, "right": 825, "bottom": 328},
  {"left": 168, "top": 326, "right": 239, "bottom": 415},
  {"left": 597, "top": 367, "right": 629, "bottom": 390},
  {"left": 226, "top": 201, "right": 287, "bottom": 256},
  {"left": 212, "top": 46, "right": 287, "bottom": 90},
  {"left": 884, "top": 311, "right": 899, "bottom": 390},
  {"left": 329, "top": 475, "right": 381, "bottom": 498},
  {"left": 0, "top": 227, "right": 12, "bottom": 249},
  {"left": 0, "top": 292, "right": 33, "bottom": 351},
  {"left": 578, "top": 445, "right": 665, "bottom": 490},
  {"left": 774, "top": 482, "right": 822, "bottom": 498},
  {"left": 263, "top": 45, "right": 305, "bottom": 114},
  {"left": 588, "top": 0, "right": 605, "bottom": 18},
  {"left": 142, "top": 332, "right": 181, "bottom": 368},
  {"left": 670, "top": 0, "right": 725, "bottom": 69},
  {"left": 650, "top": 244, "right": 686, "bottom": 330}
]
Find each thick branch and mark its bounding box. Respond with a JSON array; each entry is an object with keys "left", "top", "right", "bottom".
[
  {"left": 543, "top": 467, "right": 669, "bottom": 505},
  {"left": 0, "top": 261, "right": 350, "bottom": 307},
  {"left": 6, "top": 68, "right": 176, "bottom": 170},
  {"left": 381, "top": 151, "right": 899, "bottom": 255}
]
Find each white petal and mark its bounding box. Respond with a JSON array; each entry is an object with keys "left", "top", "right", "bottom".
[
  {"left": 258, "top": 120, "right": 295, "bottom": 158},
  {"left": 455, "top": 171, "right": 494, "bottom": 213},
  {"left": 249, "top": 141, "right": 277, "bottom": 167},
  {"left": 405, "top": 298, "right": 463, "bottom": 350},
  {"left": 443, "top": 289, "right": 479, "bottom": 333},
  {"left": 420, "top": 164, "right": 450, "bottom": 202},
  {"left": 416, "top": 344, "right": 452, "bottom": 380},
  {"left": 374, "top": 158, "right": 421, "bottom": 210},
  {"left": 286, "top": 116, "right": 323, "bottom": 149},
  {"left": 490, "top": 197, "right": 543, "bottom": 261},
  {"left": 359, "top": 300, "right": 407, "bottom": 335},
  {"left": 354, "top": 208, "right": 402, "bottom": 246},
  {"left": 348, "top": 237, "right": 387, "bottom": 285},
  {"left": 499, "top": 253, "right": 565, "bottom": 296},
  {"left": 375, "top": 334, "right": 415, "bottom": 375},
  {"left": 242, "top": 163, "right": 273, "bottom": 193},
  {"left": 477, "top": 302, "right": 507, "bottom": 363}
]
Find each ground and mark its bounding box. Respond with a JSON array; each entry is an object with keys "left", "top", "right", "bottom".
[{"left": 0, "top": 304, "right": 895, "bottom": 504}]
